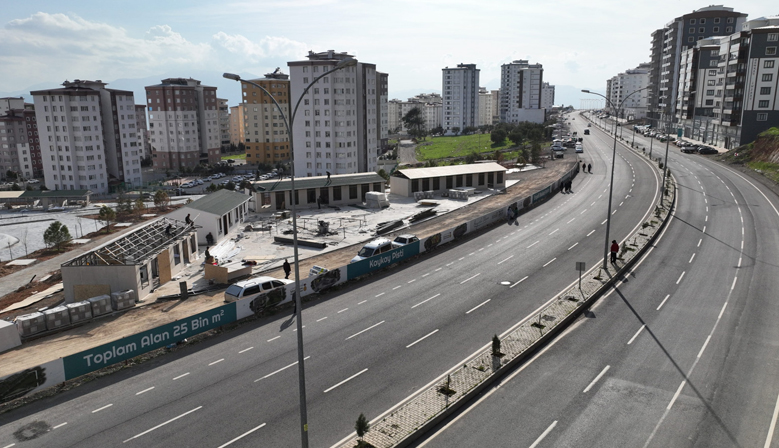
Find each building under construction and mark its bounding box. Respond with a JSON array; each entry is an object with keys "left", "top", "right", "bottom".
[{"left": 61, "top": 217, "right": 198, "bottom": 303}]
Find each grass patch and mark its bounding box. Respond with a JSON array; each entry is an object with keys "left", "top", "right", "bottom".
[
  {"left": 416, "top": 134, "right": 513, "bottom": 161},
  {"left": 747, "top": 160, "right": 779, "bottom": 183},
  {"left": 221, "top": 153, "right": 247, "bottom": 160}
]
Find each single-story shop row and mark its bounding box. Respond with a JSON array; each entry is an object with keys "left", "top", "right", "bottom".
[
  {"left": 249, "top": 172, "right": 387, "bottom": 210},
  {"left": 389, "top": 162, "right": 507, "bottom": 197}
]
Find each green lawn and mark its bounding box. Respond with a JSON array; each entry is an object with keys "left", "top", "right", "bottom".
[
  {"left": 221, "top": 153, "right": 247, "bottom": 160},
  {"left": 416, "top": 134, "right": 513, "bottom": 161},
  {"left": 747, "top": 161, "right": 779, "bottom": 183}
]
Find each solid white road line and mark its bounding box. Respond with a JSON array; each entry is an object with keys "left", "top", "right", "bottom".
[
  {"left": 627, "top": 325, "right": 646, "bottom": 345},
  {"left": 216, "top": 423, "right": 267, "bottom": 448},
  {"left": 667, "top": 381, "right": 686, "bottom": 410},
  {"left": 412, "top": 294, "right": 441, "bottom": 309},
  {"left": 465, "top": 299, "right": 490, "bottom": 314},
  {"left": 136, "top": 387, "right": 154, "bottom": 395},
  {"left": 346, "top": 321, "right": 385, "bottom": 340},
  {"left": 587, "top": 230, "right": 596, "bottom": 236},
  {"left": 764, "top": 392, "right": 779, "bottom": 448},
  {"left": 239, "top": 347, "right": 254, "bottom": 353},
  {"left": 657, "top": 294, "right": 671, "bottom": 311},
  {"left": 52, "top": 423, "right": 67, "bottom": 429},
  {"left": 510, "top": 276, "right": 528, "bottom": 288},
  {"left": 497, "top": 255, "right": 514, "bottom": 265},
  {"left": 375, "top": 292, "right": 385, "bottom": 297},
  {"left": 324, "top": 368, "right": 368, "bottom": 393},
  {"left": 527, "top": 241, "right": 539, "bottom": 248},
  {"left": 460, "top": 273, "right": 481, "bottom": 284},
  {"left": 123, "top": 406, "right": 202, "bottom": 443},
  {"left": 406, "top": 329, "right": 439, "bottom": 348},
  {"left": 255, "top": 357, "right": 311, "bottom": 382},
  {"left": 209, "top": 359, "right": 224, "bottom": 366},
  {"left": 543, "top": 258, "right": 557, "bottom": 267},
  {"left": 92, "top": 404, "right": 113, "bottom": 413},
  {"left": 317, "top": 317, "right": 328, "bottom": 322},
  {"left": 267, "top": 336, "right": 281, "bottom": 342},
  {"left": 529, "top": 421, "right": 557, "bottom": 448},
  {"left": 568, "top": 243, "right": 578, "bottom": 250},
  {"left": 173, "top": 373, "right": 190, "bottom": 380},
  {"left": 583, "top": 366, "right": 610, "bottom": 393},
  {"left": 676, "top": 271, "right": 685, "bottom": 284}
]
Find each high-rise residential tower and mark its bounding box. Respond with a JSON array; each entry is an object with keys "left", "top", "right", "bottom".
[
  {"left": 499, "top": 60, "right": 545, "bottom": 124},
  {"left": 241, "top": 69, "right": 290, "bottom": 166},
  {"left": 605, "top": 63, "right": 650, "bottom": 120},
  {"left": 442, "top": 64, "right": 480, "bottom": 133},
  {"left": 541, "top": 82, "right": 556, "bottom": 109},
  {"left": 0, "top": 98, "right": 42, "bottom": 180}
]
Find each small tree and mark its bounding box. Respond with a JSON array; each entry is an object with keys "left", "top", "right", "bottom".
[
  {"left": 225, "top": 181, "right": 236, "bottom": 191},
  {"left": 98, "top": 205, "right": 116, "bottom": 233},
  {"left": 355, "top": 413, "right": 370, "bottom": 442},
  {"left": 134, "top": 197, "right": 146, "bottom": 217},
  {"left": 451, "top": 127, "right": 461, "bottom": 136},
  {"left": 153, "top": 190, "right": 170, "bottom": 209},
  {"left": 376, "top": 169, "right": 390, "bottom": 182},
  {"left": 43, "top": 221, "right": 71, "bottom": 252},
  {"left": 491, "top": 128, "right": 507, "bottom": 145}
]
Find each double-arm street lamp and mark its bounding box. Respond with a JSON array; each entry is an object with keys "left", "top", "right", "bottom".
[
  {"left": 224, "top": 56, "right": 356, "bottom": 448},
  {"left": 582, "top": 87, "right": 649, "bottom": 270}
]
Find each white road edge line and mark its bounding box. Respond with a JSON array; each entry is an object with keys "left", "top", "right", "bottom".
[
  {"left": 136, "top": 387, "right": 154, "bottom": 395},
  {"left": 510, "top": 276, "right": 528, "bottom": 288},
  {"left": 583, "top": 365, "right": 610, "bottom": 393},
  {"left": 324, "top": 368, "right": 368, "bottom": 393},
  {"left": 123, "top": 406, "right": 202, "bottom": 443},
  {"left": 173, "top": 372, "right": 189, "bottom": 380},
  {"left": 529, "top": 421, "right": 558, "bottom": 448},
  {"left": 216, "top": 423, "right": 267, "bottom": 448},
  {"left": 406, "top": 329, "right": 439, "bottom": 348},
  {"left": 412, "top": 294, "right": 441, "bottom": 309},
  {"left": 764, "top": 392, "right": 779, "bottom": 448},
  {"left": 460, "top": 273, "right": 481, "bottom": 284},
  {"left": 465, "top": 299, "right": 490, "bottom": 314},
  {"left": 627, "top": 325, "right": 646, "bottom": 345},
  {"left": 346, "top": 321, "right": 385, "bottom": 340},
  {"left": 92, "top": 404, "right": 113, "bottom": 413}
]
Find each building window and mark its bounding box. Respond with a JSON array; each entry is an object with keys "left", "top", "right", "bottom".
[
  {"left": 699, "top": 18, "right": 706, "bottom": 24},
  {"left": 714, "top": 17, "right": 720, "bottom": 24},
  {"left": 765, "top": 60, "right": 776, "bottom": 69},
  {"left": 758, "top": 100, "right": 770, "bottom": 108},
  {"left": 688, "top": 37, "right": 695, "bottom": 43},
  {"left": 726, "top": 27, "right": 732, "bottom": 33},
  {"left": 767, "top": 47, "right": 777, "bottom": 56},
  {"left": 698, "top": 27, "right": 705, "bottom": 33},
  {"left": 757, "top": 113, "right": 768, "bottom": 121},
  {"left": 690, "top": 19, "right": 696, "bottom": 24},
  {"left": 727, "top": 17, "right": 733, "bottom": 23},
  {"left": 173, "top": 245, "right": 181, "bottom": 265},
  {"left": 769, "top": 34, "right": 779, "bottom": 42},
  {"left": 705, "top": 100, "right": 714, "bottom": 106},
  {"left": 713, "top": 27, "right": 719, "bottom": 33},
  {"left": 763, "top": 74, "right": 774, "bottom": 82},
  {"left": 689, "top": 28, "right": 695, "bottom": 34},
  {"left": 760, "top": 87, "right": 772, "bottom": 95}
]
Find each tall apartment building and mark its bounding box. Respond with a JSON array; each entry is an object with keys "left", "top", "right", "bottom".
[
  {"left": 32, "top": 80, "right": 142, "bottom": 193},
  {"left": 442, "top": 64, "right": 479, "bottom": 133},
  {"left": 240, "top": 69, "right": 290, "bottom": 166},
  {"left": 218, "top": 98, "right": 231, "bottom": 151},
  {"left": 647, "top": 5, "right": 747, "bottom": 128},
  {"left": 145, "top": 78, "right": 221, "bottom": 170},
  {"left": 377, "top": 72, "right": 389, "bottom": 153},
  {"left": 229, "top": 104, "right": 245, "bottom": 146},
  {"left": 676, "top": 16, "right": 779, "bottom": 148},
  {"left": 134, "top": 104, "right": 151, "bottom": 159},
  {"left": 541, "top": 82, "right": 556, "bottom": 109},
  {"left": 499, "top": 60, "right": 545, "bottom": 124},
  {"left": 478, "top": 87, "right": 493, "bottom": 126},
  {"left": 0, "top": 98, "right": 43, "bottom": 180},
  {"left": 388, "top": 93, "right": 443, "bottom": 133},
  {"left": 491, "top": 90, "right": 500, "bottom": 124},
  {"left": 288, "top": 50, "right": 384, "bottom": 177},
  {"left": 605, "top": 63, "right": 650, "bottom": 120}
]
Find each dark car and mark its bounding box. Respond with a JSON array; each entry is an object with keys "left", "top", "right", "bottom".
[
  {"left": 698, "top": 146, "right": 719, "bottom": 155},
  {"left": 584, "top": 129, "right": 590, "bottom": 135}
]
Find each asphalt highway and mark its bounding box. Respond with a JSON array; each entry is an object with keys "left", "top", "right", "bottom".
[
  {"left": 414, "top": 113, "right": 779, "bottom": 448},
  {"left": 0, "top": 115, "right": 663, "bottom": 448}
]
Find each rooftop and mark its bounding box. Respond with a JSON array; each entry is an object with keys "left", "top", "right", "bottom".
[
  {"left": 394, "top": 162, "right": 506, "bottom": 180},
  {"left": 251, "top": 172, "right": 386, "bottom": 192},
  {"left": 181, "top": 189, "right": 250, "bottom": 216}
]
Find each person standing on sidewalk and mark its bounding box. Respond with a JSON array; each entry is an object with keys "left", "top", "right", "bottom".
[
  {"left": 610, "top": 240, "right": 619, "bottom": 264},
  {"left": 588, "top": 163, "right": 592, "bottom": 174},
  {"left": 283, "top": 259, "right": 291, "bottom": 279}
]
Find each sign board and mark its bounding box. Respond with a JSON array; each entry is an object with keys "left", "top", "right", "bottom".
[
  {"left": 677, "top": 128, "right": 683, "bottom": 138},
  {"left": 576, "top": 262, "right": 586, "bottom": 272},
  {"left": 347, "top": 242, "right": 420, "bottom": 280}
]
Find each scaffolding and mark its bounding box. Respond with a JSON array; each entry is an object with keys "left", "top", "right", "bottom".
[{"left": 62, "top": 218, "right": 195, "bottom": 267}]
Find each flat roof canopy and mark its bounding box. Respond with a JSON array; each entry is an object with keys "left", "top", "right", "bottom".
[{"left": 394, "top": 162, "right": 506, "bottom": 180}]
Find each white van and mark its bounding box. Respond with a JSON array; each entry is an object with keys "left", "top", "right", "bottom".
[{"left": 350, "top": 238, "right": 393, "bottom": 263}]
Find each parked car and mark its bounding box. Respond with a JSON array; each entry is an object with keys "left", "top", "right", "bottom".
[
  {"left": 350, "top": 238, "right": 393, "bottom": 263},
  {"left": 698, "top": 146, "right": 719, "bottom": 155},
  {"left": 27, "top": 179, "right": 40, "bottom": 184},
  {"left": 391, "top": 234, "right": 419, "bottom": 249},
  {"left": 224, "top": 276, "right": 293, "bottom": 302},
  {"left": 575, "top": 143, "right": 583, "bottom": 153},
  {"left": 681, "top": 145, "right": 697, "bottom": 154},
  {"left": 195, "top": 179, "right": 204, "bottom": 185}
]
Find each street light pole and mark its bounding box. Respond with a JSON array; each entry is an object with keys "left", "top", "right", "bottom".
[
  {"left": 224, "top": 57, "right": 356, "bottom": 448},
  {"left": 582, "top": 87, "right": 649, "bottom": 270}
]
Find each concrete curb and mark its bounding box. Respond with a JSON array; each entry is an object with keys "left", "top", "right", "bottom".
[{"left": 333, "top": 140, "right": 676, "bottom": 448}]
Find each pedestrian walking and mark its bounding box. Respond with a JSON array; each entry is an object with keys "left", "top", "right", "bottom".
[
  {"left": 588, "top": 163, "right": 592, "bottom": 173},
  {"left": 610, "top": 240, "right": 619, "bottom": 264},
  {"left": 283, "top": 259, "right": 291, "bottom": 279},
  {"left": 326, "top": 171, "right": 331, "bottom": 181}
]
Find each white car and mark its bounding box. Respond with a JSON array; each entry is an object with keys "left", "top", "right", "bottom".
[
  {"left": 224, "top": 277, "right": 293, "bottom": 302},
  {"left": 391, "top": 234, "right": 419, "bottom": 249},
  {"left": 575, "top": 143, "right": 583, "bottom": 153},
  {"left": 195, "top": 179, "right": 204, "bottom": 185}
]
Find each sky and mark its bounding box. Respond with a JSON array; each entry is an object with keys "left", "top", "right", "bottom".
[{"left": 0, "top": 1, "right": 775, "bottom": 109}]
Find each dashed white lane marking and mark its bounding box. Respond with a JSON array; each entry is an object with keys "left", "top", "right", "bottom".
[
  {"left": 580, "top": 209, "right": 587, "bottom": 214},
  {"left": 705, "top": 215, "right": 708, "bottom": 222},
  {"left": 587, "top": 230, "right": 596, "bottom": 237},
  {"left": 529, "top": 421, "right": 558, "bottom": 448},
  {"left": 239, "top": 347, "right": 254, "bottom": 354},
  {"left": 406, "top": 329, "right": 439, "bottom": 348},
  {"left": 657, "top": 294, "right": 671, "bottom": 311},
  {"left": 461, "top": 273, "right": 481, "bottom": 284},
  {"left": 549, "top": 229, "right": 559, "bottom": 235},
  {"left": 267, "top": 336, "right": 281, "bottom": 342},
  {"left": 591, "top": 202, "right": 597, "bottom": 207},
  {"left": 689, "top": 253, "right": 695, "bottom": 263},
  {"left": 2, "top": 444, "right": 14, "bottom": 448},
  {"left": 612, "top": 210, "right": 617, "bottom": 215},
  {"left": 446, "top": 262, "right": 455, "bottom": 267},
  {"left": 619, "top": 201, "right": 624, "bottom": 207},
  {"left": 543, "top": 258, "right": 557, "bottom": 267},
  {"left": 667, "top": 381, "right": 687, "bottom": 410},
  {"left": 731, "top": 277, "right": 738, "bottom": 291},
  {"left": 317, "top": 317, "right": 328, "bottom": 322},
  {"left": 601, "top": 219, "right": 608, "bottom": 225},
  {"left": 324, "top": 368, "right": 369, "bottom": 393},
  {"left": 465, "top": 299, "right": 491, "bottom": 314},
  {"left": 459, "top": 257, "right": 465, "bottom": 261},
  {"left": 697, "top": 239, "right": 702, "bottom": 247},
  {"left": 375, "top": 292, "right": 385, "bottom": 298},
  {"left": 173, "top": 373, "right": 190, "bottom": 380},
  {"left": 52, "top": 423, "right": 67, "bottom": 429},
  {"left": 123, "top": 406, "right": 202, "bottom": 443},
  {"left": 255, "top": 356, "right": 311, "bottom": 382},
  {"left": 338, "top": 308, "right": 349, "bottom": 313},
  {"left": 407, "top": 279, "right": 416, "bottom": 284},
  {"left": 568, "top": 243, "right": 578, "bottom": 250},
  {"left": 583, "top": 366, "right": 610, "bottom": 393},
  {"left": 703, "top": 225, "right": 707, "bottom": 233},
  {"left": 136, "top": 387, "right": 155, "bottom": 396},
  {"left": 627, "top": 325, "right": 646, "bottom": 345},
  {"left": 497, "top": 256, "right": 514, "bottom": 265},
  {"left": 209, "top": 359, "right": 224, "bottom": 366},
  {"left": 435, "top": 268, "right": 442, "bottom": 272},
  {"left": 215, "top": 423, "right": 267, "bottom": 448},
  {"left": 697, "top": 335, "right": 712, "bottom": 358},
  {"left": 392, "top": 285, "right": 402, "bottom": 290},
  {"left": 412, "top": 294, "right": 441, "bottom": 309},
  {"left": 510, "top": 276, "right": 528, "bottom": 288},
  {"left": 92, "top": 404, "right": 113, "bottom": 413},
  {"left": 422, "top": 273, "right": 430, "bottom": 278},
  {"left": 345, "top": 321, "right": 385, "bottom": 340},
  {"left": 358, "top": 300, "right": 367, "bottom": 305},
  {"left": 527, "top": 241, "right": 539, "bottom": 248}
]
